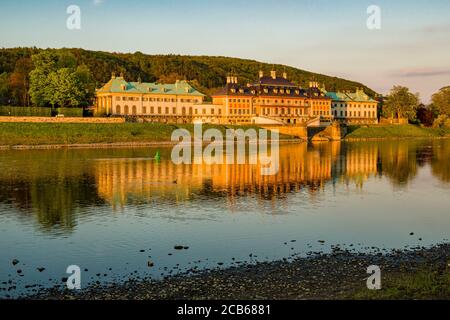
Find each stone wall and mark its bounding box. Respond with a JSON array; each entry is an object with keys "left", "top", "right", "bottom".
[{"left": 261, "top": 125, "right": 308, "bottom": 139}]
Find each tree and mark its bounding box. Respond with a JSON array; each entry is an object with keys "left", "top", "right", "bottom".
[
  {"left": 29, "top": 51, "right": 59, "bottom": 107},
  {"left": 431, "top": 86, "right": 450, "bottom": 117},
  {"left": 9, "top": 57, "right": 33, "bottom": 106},
  {"left": 29, "top": 51, "right": 95, "bottom": 110},
  {"left": 0, "top": 72, "right": 9, "bottom": 104},
  {"left": 383, "top": 86, "right": 420, "bottom": 121},
  {"left": 73, "top": 65, "right": 95, "bottom": 107},
  {"left": 416, "top": 105, "right": 435, "bottom": 127}
]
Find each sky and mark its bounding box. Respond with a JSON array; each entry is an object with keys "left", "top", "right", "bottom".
[{"left": 0, "top": 0, "right": 449, "bottom": 103}]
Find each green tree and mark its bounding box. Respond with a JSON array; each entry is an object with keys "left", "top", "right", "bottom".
[
  {"left": 383, "top": 86, "right": 420, "bottom": 121},
  {"left": 73, "top": 65, "right": 95, "bottom": 107},
  {"left": 29, "top": 51, "right": 59, "bottom": 107},
  {"left": 29, "top": 51, "right": 95, "bottom": 110},
  {"left": 431, "top": 86, "right": 450, "bottom": 117},
  {"left": 53, "top": 68, "right": 84, "bottom": 108}
]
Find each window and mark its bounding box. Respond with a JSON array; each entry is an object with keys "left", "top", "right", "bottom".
[
  {"left": 142, "top": 107, "right": 147, "bottom": 114},
  {"left": 116, "top": 105, "right": 121, "bottom": 114}
]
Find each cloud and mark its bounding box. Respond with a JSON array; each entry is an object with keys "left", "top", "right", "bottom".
[
  {"left": 391, "top": 68, "right": 450, "bottom": 78},
  {"left": 419, "top": 24, "right": 450, "bottom": 34}
]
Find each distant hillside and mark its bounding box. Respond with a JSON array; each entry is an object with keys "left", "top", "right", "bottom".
[{"left": 0, "top": 47, "right": 377, "bottom": 103}]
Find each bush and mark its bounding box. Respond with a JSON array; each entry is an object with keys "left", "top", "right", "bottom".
[
  {"left": 432, "top": 115, "right": 450, "bottom": 128},
  {"left": 0, "top": 106, "right": 84, "bottom": 117}
]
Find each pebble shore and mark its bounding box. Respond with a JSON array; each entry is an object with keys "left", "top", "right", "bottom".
[{"left": 31, "top": 243, "right": 449, "bottom": 300}]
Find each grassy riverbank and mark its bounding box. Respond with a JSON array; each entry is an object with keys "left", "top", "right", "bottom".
[
  {"left": 345, "top": 124, "right": 450, "bottom": 140},
  {"left": 0, "top": 123, "right": 290, "bottom": 147}
]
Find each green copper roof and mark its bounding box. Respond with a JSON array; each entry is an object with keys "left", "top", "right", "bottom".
[
  {"left": 325, "top": 89, "right": 377, "bottom": 103},
  {"left": 97, "top": 77, "right": 205, "bottom": 96}
]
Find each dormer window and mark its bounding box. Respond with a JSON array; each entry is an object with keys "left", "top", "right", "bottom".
[
  {"left": 231, "top": 88, "right": 236, "bottom": 93},
  {"left": 286, "top": 89, "right": 290, "bottom": 94},
  {"left": 280, "top": 89, "right": 284, "bottom": 94},
  {"left": 295, "top": 90, "right": 299, "bottom": 94},
  {"left": 121, "top": 84, "right": 126, "bottom": 91},
  {"left": 239, "top": 89, "right": 244, "bottom": 93},
  {"left": 264, "top": 88, "right": 268, "bottom": 93},
  {"left": 274, "top": 89, "right": 278, "bottom": 94}
]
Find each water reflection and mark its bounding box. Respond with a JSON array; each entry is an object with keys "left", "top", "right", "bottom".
[{"left": 0, "top": 139, "right": 449, "bottom": 233}]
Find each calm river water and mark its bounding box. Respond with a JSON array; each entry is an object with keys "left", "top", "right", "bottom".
[{"left": 0, "top": 140, "right": 449, "bottom": 297}]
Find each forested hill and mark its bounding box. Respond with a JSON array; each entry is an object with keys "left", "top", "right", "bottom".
[{"left": 0, "top": 47, "right": 377, "bottom": 103}]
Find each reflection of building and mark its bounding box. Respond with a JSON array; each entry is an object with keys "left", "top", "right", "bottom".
[
  {"left": 94, "top": 143, "right": 341, "bottom": 208},
  {"left": 326, "top": 89, "right": 378, "bottom": 124},
  {"left": 212, "top": 71, "right": 332, "bottom": 126},
  {"left": 331, "top": 142, "right": 380, "bottom": 188}
]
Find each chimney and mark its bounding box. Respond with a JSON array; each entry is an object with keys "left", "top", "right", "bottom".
[
  {"left": 271, "top": 70, "right": 277, "bottom": 79},
  {"left": 259, "top": 70, "right": 264, "bottom": 78}
]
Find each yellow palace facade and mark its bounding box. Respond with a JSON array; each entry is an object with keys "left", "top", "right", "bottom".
[{"left": 95, "top": 72, "right": 378, "bottom": 126}]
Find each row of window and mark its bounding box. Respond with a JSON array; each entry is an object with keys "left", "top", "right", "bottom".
[
  {"left": 114, "top": 96, "right": 201, "bottom": 103},
  {"left": 332, "top": 103, "right": 377, "bottom": 108},
  {"left": 114, "top": 105, "right": 222, "bottom": 116},
  {"left": 334, "top": 110, "right": 377, "bottom": 118}
]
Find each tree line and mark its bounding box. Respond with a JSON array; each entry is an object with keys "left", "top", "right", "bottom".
[
  {"left": 0, "top": 47, "right": 377, "bottom": 108},
  {"left": 382, "top": 86, "right": 450, "bottom": 128},
  {"left": 0, "top": 47, "right": 448, "bottom": 127}
]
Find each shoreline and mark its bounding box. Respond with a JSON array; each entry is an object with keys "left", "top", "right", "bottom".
[
  {"left": 25, "top": 243, "right": 449, "bottom": 300},
  {"left": 2, "top": 136, "right": 450, "bottom": 151},
  {"left": 0, "top": 139, "right": 303, "bottom": 151}
]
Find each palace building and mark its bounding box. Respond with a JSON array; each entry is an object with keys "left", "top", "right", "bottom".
[
  {"left": 212, "top": 71, "right": 332, "bottom": 126},
  {"left": 95, "top": 72, "right": 378, "bottom": 126},
  {"left": 325, "top": 88, "right": 379, "bottom": 124},
  {"left": 95, "top": 74, "right": 224, "bottom": 123}
]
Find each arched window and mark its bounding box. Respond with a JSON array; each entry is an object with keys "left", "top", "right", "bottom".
[
  {"left": 124, "top": 105, "right": 129, "bottom": 114},
  {"left": 132, "top": 106, "right": 137, "bottom": 115},
  {"left": 116, "top": 105, "right": 121, "bottom": 114}
]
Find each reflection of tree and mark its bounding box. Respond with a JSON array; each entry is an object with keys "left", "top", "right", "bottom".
[
  {"left": 29, "top": 175, "right": 99, "bottom": 233},
  {"left": 431, "top": 140, "right": 450, "bottom": 183},
  {"left": 0, "top": 149, "right": 103, "bottom": 234},
  {"left": 379, "top": 141, "right": 419, "bottom": 185}
]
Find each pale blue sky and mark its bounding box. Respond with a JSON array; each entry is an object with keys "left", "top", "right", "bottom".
[{"left": 1, "top": 0, "right": 449, "bottom": 102}]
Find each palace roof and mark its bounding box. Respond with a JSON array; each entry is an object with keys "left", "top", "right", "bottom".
[
  {"left": 213, "top": 83, "right": 330, "bottom": 100},
  {"left": 96, "top": 76, "right": 205, "bottom": 96},
  {"left": 326, "top": 89, "right": 377, "bottom": 103},
  {"left": 254, "top": 76, "right": 297, "bottom": 87}
]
